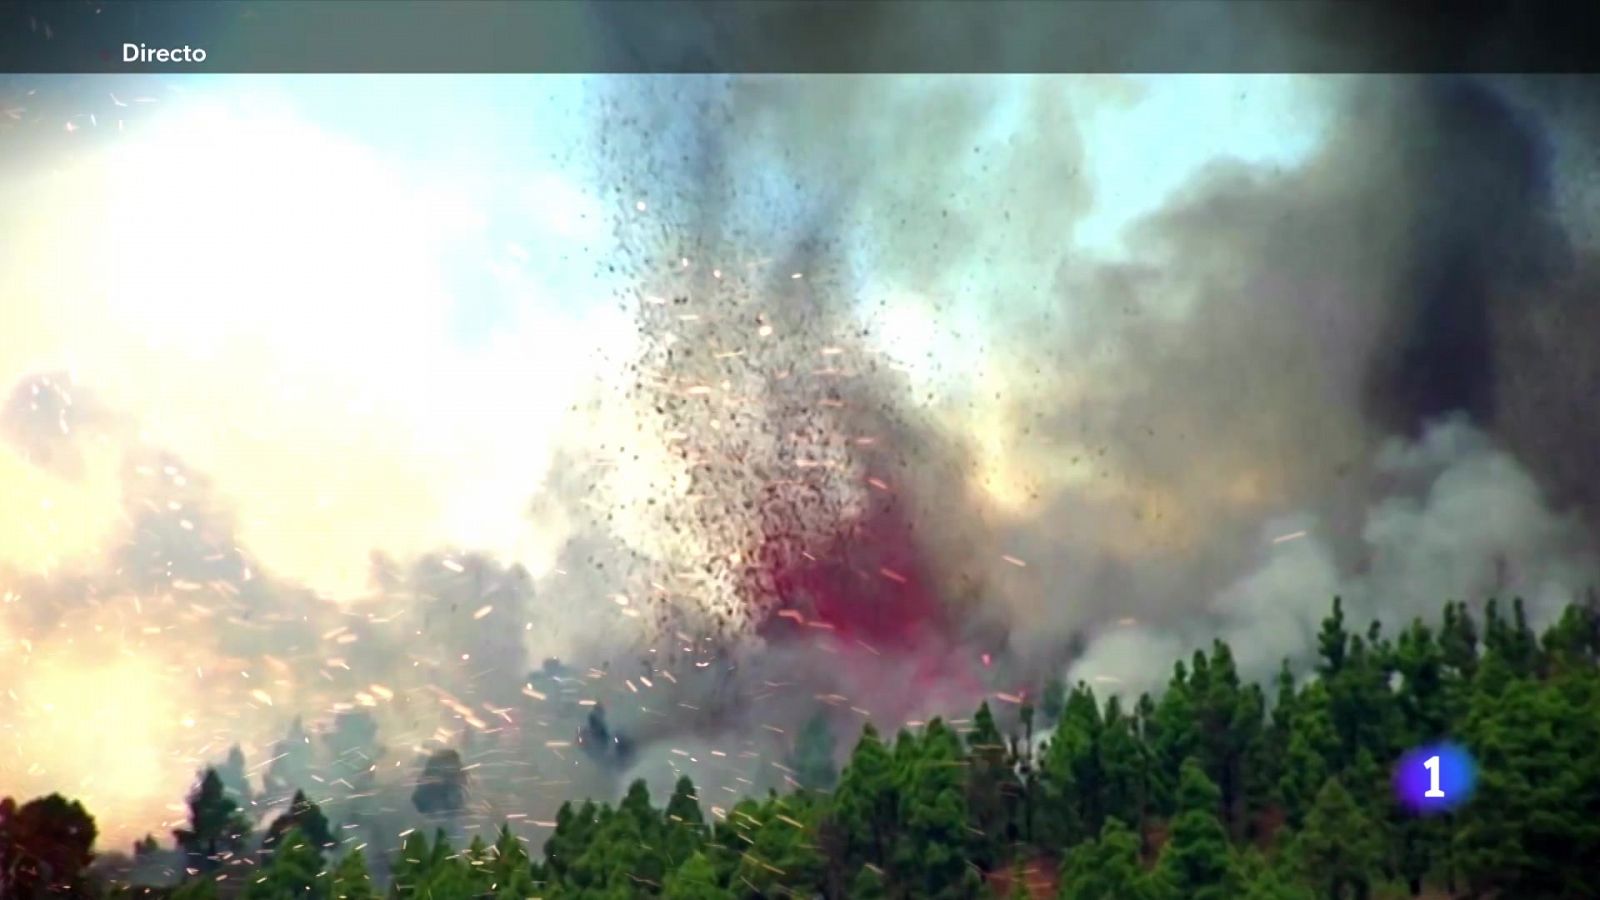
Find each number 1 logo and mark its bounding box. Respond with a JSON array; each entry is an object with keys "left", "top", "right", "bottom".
[
  {"left": 1423, "top": 754, "right": 1445, "bottom": 798},
  {"left": 1396, "top": 743, "right": 1474, "bottom": 813}
]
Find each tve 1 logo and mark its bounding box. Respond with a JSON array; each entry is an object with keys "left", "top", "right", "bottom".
[{"left": 1394, "top": 742, "right": 1478, "bottom": 814}]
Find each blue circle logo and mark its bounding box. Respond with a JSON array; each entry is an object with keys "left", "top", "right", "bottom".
[{"left": 1393, "top": 742, "right": 1477, "bottom": 814}]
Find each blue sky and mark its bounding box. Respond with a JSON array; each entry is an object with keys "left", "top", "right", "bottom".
[{"left": 181, "top": 74, "right": 1332, "bottom": 342}]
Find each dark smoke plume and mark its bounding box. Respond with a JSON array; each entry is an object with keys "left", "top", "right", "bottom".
[{"left": 533, "top": 69, "right": 1600, "bottom": 745}]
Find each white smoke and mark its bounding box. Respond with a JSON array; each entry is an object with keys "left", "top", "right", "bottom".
[{"left": 1071, "top": 418, "right": 1599, "bottom": 692}]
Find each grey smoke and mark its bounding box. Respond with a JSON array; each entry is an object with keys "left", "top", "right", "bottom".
[
  {"left": 555, "top": 72, "right": 1600, "bottom": 714},
  {"left": 1072, "top": 418, "right": 1600, "bottom": 692}
]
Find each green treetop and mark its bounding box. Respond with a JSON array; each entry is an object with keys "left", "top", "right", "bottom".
[{"left": 1153, "top": 758, "right": 1237, "bottom": 900}]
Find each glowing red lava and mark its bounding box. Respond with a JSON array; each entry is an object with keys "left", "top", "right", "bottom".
[{"left": 745, "top": 480, "right": 992, "bottom": 712}]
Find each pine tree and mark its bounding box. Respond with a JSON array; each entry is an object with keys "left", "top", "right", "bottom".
[
  {"left": 567, "top": 781, "right": 670, "bottom": 892},
  {"left": 243, "top": 826, "right": 324, "bottom": 900},
  {"left": 1191, "top": 641, "right": 1264, "bottom": 839},
  {"left": 1058, "top": 817, "right": 1161, "bottom": 900},
  {"left": 1039, "top": 684, "right": 1100, "bottom": 848},
  {"left": 1504, "top": 597, "right": 1539, "bottom": 676},
  {"left": 1097, "top": 696, "right": 1149, "bottom": 837},
  {"left": 728, "top": 795, "right": 827, "bottom": 897},
  {"left": 1456, "top": 667, "right": 1600, "bottom": 898},
  {"left": 831, "top": 723, "right": 899, "bottom": 869},
  {"left": 484, "top": 823, "right": 536, "bottom": 899},
  {"left": 1323, "top": 626, "right": 1400, "bottom": 775},
  {"left": 464, "top": 833, "right": 495, "bottom": 896},
  {"left": 1292, "top": 777, "right": 1381, "bottom": 900},
  {"left": 329, "top": 848, "right": 377, "bottom": 900},
  {"left": 1275, "top": 684, "right": 1336, "bottom": 829},
  {"left": 543, "top": 799, "right": 598, "bottom": 883},
  {"left": 264, "top": 790, "right": 334, "bottom": 852},
  {"left": 173, "top": 769, "right": 250, "bottom": 872},
  {"left": 892, "top": 719, "right": 975, "bottom": 898},
  {"left": 1394, "top": 619, "right": 1447, "bottom": 744},
  {"left": 1317, "top": 597, "right": 1350, "bottom": 678},
  {"left": 663, "top": 776, "right": 707, "bottom": 866},
  {"left": 1438, "top": 601, "right": 1479, "bottom": 682},
  {"left": 402, "top": 830, "right": 473, "bottom": 900},
  {"left": 1541, "top": 601, "right": 1600, "bottom": 678},
  {"left": 663, "top": 850, "right": 732, "bottom": 900},
  {"left": 1147, "top": 662, "right": 1198, "bottom": 816},
  {"left": 390, "top": 829, "right": 453, "bottom": 899},
  {"left": 1259, "top": 660, "right": 1300, "bottom": 839},
  {"left": 966, "top": 701, "right": 1013, "bottom": 869},
  {"left": 1153, "top": 759, "right": 1237, "bottom": 900}
]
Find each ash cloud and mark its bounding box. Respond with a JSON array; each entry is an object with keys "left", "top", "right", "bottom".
[
  {"left": 997, "top": 76, "right": 1600, "bottom": 668},
  {"left": 0, "top": 372, "right": 118, "bottom": 480},
  {"left": 546, "top": 70, "right": 1600, "bottom": 733},
  {"left": 1039, "top": 78, "right": 1600, "bottom": 693},
  {"left": 1072, "top": 418, "right": 1600, "bottom": 692}
]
